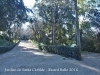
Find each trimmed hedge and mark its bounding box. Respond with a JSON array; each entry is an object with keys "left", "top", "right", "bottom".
[
  {"left": 0, "top": 41, "right": 20, "bottom": 54},
  {"left": 39, "top": 45, "right": 81, "bottom": 60}
]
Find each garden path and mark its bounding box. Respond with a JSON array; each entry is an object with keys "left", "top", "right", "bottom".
[{"left": 0, "top": 41, "right": 100, "bottom": 75}]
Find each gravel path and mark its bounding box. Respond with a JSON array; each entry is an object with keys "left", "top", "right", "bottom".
[{"left": 0, "top": 41, "right": 100, "bottom": 75}]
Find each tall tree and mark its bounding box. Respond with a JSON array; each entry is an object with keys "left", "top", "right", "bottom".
[
  {"left": 35, "top": 0, "right": 75, "bottom": 45},
  {"left": 0, "top": 0, "right": 32, "bottom": 45},
  {"left": 74, "top": 0, "right": 81, "bottom": 59},
  {"left": 0, "top": 0, "right": 32, "bottom": 31}
]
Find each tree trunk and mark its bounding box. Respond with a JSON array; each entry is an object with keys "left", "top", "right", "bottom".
[
  {"left": 97, "top": 32, "right": 100, "bottom": 52},
  {"left": 74, "top": 0, "right": 81, "bottom": 60},
  {"left": 34, "top": 31, "right": 37, "bottom": 41},
  {"left": 52, "top": 4, "right": 56, "bottom": 45},
  {"left": 8, "top": 24, "right": 11, "bottom": 46},
  {"left": 9, "top": 34, "right": 11, "bottom": 46},
  {"left": 52, "top": 23, "right": 55, "bottom": 45}
]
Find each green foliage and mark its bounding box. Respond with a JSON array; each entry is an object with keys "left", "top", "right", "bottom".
[
  {"left": 81, "top": 22, "right": 90, "bottom": 29},
  {"left": 0, "top": 0, "right": 32, "bottom": 31},
  {"left": 33, "top": 0, "right": 76, "bottom": 45},
  {"left": 29, "top": 0, "right": 100, "bottom": 53},
  {"left": 82, "top": 38, "right": 96, "bottom": 52},
  {"left": 81, "top": 22, "right": 99, "bottom": 52},
  {"left": 13, "top": 39, "right": 19, "bottom": 43},
  {"left": 30, "top": 40, "right": 39, "bottom": 47},
  {"left": 0, "top": 33, "right": 19, "bottom": 46},
  {"left": 0, "top": 38, "right": 9, "bottom": 46},
  {"left": 38, "top": 44, "right": 81, "bottom": 60},
  {"left": 77, "top": 0, "right": 100, "bottom": 53}
]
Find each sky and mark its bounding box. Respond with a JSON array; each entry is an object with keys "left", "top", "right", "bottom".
[
  {"left": 22, "top": 0, "right": 35, "bottom": 29},
  {"left": 23, "top": 0, "right": 35, "bottom": 8}
]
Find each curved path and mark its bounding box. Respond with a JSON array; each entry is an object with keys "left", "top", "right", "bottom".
[{"left": 0, "top": 41, "right": 100, "bottom": 75}]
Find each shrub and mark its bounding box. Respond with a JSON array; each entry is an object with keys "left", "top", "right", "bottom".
[
  {"left": 39, "top": 45, "right": 81, "bottom": 60},
  {"left": 82, "top": 39, "right": 96, "bottom": 52}
]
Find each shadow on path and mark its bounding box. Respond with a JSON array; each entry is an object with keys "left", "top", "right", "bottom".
[{"left": 0, "top": 41, "right": 100, "bottom": 75}]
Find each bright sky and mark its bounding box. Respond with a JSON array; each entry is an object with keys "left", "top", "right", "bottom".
[
  {"left": 23, "top": 0, "right": 35, "bottom": 8},
  {"left": 22, "top": 0, "right": 35, "bottom": 29}
]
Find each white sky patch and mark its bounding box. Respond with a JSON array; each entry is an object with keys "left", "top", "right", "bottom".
[
  {"left": 22, "top": 22, "right": 30, "bottom": 30},
  {"left": 23, "top": 0, "right": 35, "bottom": 8},
  {"left": 79, "top": 15, "right": 84, "bottom": 22},
  {"left": 91, "top": 27, "right": 97, "bottom": 32},
  {"left": 22, "top": 0, "right": 35, "bottom": 29}
]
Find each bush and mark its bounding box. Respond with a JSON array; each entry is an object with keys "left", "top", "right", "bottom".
[
  {"left": 0, "top": 41, "right": 20, "bottom": 54},
  {"left": 82, "top": 39, "right": 96, "bottom": 52},
  {"left": 39, "top": 45, "right": 81, "bottom": 60}
]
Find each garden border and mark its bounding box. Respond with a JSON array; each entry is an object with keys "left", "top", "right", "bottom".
[
  {"left": 0, "top": 41, "right": 20, "bottom": 54},
  {"left": 39, "top": 45, "right": 81, "bottom": 60}
]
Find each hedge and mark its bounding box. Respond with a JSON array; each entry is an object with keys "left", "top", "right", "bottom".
[
  {"left": 0, "top": 41, "right": 20, "bottom": 54},
  {"left": 39, "top": 45, "right": 81, "bottom": 60}
]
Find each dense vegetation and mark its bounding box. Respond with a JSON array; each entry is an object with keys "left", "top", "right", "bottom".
[
  {"left": 0, "top": 0, "right": 32, "bottom": 46},
  {"left": 29, "top": 0, "right": 100, "bottom": 53},
  {"left": 0, "top": 0, "right": 100, "bottom": 53}
]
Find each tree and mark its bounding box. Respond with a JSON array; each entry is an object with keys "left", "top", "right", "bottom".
[
  {"left": 73, "top": 0, "right": 81, "bottom": 59},
  {"left": 35, "top": 0, "right": 75, "bottom": 45},
  {"left": 77, "top": 0, "right": 100, "bottom": 52},
  {"left": 0, "top": 0, "right": 32, "bottom": 30},
  {"left": 0, "top": 0, "right": 32, "bottom": 45}
]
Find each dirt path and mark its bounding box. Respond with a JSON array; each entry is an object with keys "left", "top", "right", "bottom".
[{"left": 0, "top": 41, "right": 100, "bottom": 75}]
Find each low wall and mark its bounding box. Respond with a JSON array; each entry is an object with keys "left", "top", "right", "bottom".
[
  {"left": 0, "top": 41, "right": 20, "bottom": 54},
  {"left": 39, "top": 45, "right": 81, "bottom": 60}
]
